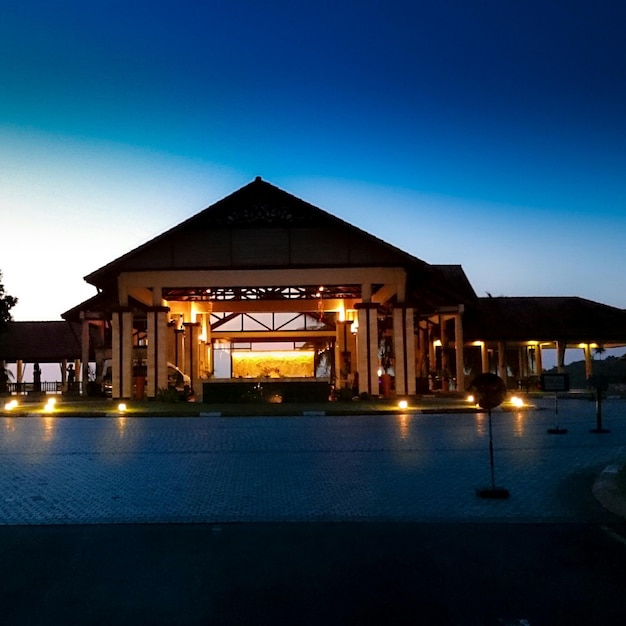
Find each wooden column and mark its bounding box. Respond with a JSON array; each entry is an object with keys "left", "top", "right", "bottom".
[
  {"left": 81, "top": 319, "right": 90, "bottom": 390},
  {"left": 556, "top": 341, "right": 566, "bottom": 373},
  {"left": 16, "top": 360, "right": 24, "bottom": 385},
  {"left": 174, "top": 329, "right": 185, "bottom": 370},
  {"left": 583, "top": 344, "right": 593, "bottom": 381},
  {"left": 440, "top": 316, "right": 449, "bottom": 381},
  {"left": 535, "top": 344, "right": 543, "bottom": 376},
  {"left": 111, "top": 309, "right": 133, "bottom": 399},
  {"left": 147, "top": 307, "right": 170, "bottom": 398},
  {"left": 480, "top": 342, "right": 490, "bottom": 374},
  {"left": 184, "top": 322, "right": 201, "bottom": 395},
  {"left": 428, "top": 323, "right": 437, "bottom": 390},
  {"left": 497, "top": 341, "right": 507, "bottom": 383},
  {"left": 454, "top": 310, "right": 465, "bottom": 392},
  {"left": 74, "top": 359, "right": 81, "bottom": 390},
  {"left": 335, "top": 320, "right": 355, "bottom": 391},
  {"left": 61, "top": 359, "right": 68, "bottom": 391},
  {"left": 200, "top": 314, "right": 212, "bottom": 378}
]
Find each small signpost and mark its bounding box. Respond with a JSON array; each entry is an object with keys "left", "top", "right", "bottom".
[
  {"left": 589, "top": 375, "right": 610, "bottom": 434},
  {"left": 540, "top": 373, "right": 569, "bottom": 435},
  {"left": 472, "top": 373, "right": 509, "bottom": 499}
]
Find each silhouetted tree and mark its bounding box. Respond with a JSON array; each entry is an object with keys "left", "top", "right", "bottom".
[
  {"left": 0, "top": 270, "right": 18, "bottom": 332},
  {"left": 0, "top": 271, "right": 17, "bottom": 392}
]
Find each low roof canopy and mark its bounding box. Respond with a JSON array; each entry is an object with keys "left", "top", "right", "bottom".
[
  {"left": 0, "top": 321, "right": 85, "bottom": 363},
  {"left": 463, "top": 297, "right": 626, "bottom": 345}
]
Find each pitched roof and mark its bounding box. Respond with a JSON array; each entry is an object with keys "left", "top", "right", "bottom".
[
  {"left": 463, "top": 297, "right": 626, "bottom": 343},
  {"left": 431, "top": 265, "right": 478, "bottom": 303},
  {"left": 0, "top": 321, "right": 85, "bottom": 363},
  {"left": 62, "top": 291, "right": 116, "bottom": 322},
  {"left": 84, "top": 177, "right": 433, "bottom": 287}
]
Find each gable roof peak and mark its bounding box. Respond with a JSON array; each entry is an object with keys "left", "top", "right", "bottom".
[{"left": 83, "top": 177, "right": 432, "bottom": 286}]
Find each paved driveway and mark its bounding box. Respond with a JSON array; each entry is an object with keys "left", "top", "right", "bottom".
[{"left": 1, "top": 397, "right": 625, "bottom": 525}]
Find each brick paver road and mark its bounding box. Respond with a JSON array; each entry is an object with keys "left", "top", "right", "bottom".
[{"left": 1, "top": 397, "right": 625, "bottom": 525}]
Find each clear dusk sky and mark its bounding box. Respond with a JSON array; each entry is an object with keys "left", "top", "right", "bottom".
[{"left": 2, "top": 0, "right": 625, "bottom": 322}]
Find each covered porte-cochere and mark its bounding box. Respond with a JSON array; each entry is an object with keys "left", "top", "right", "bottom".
[
  {"left": 60, "top": 178, "right": 626, "bottom": 401},
  {"left": 63, "top": 178, "right": 470, "bottom": 401}
]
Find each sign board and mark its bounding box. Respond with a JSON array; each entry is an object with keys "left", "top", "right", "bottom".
[
  {"left": 540, "top": 373, "right": 570, "bottom": 392},
  {"left": 470, "top": 373, "right": 507, "bottom": 410}
]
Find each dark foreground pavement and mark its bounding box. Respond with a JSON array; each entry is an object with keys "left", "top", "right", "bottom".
[{"left": 3, "top": 521, "right": 626, "bottom": 626}]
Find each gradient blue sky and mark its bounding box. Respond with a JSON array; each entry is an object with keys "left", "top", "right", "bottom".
[{"left": 2, "top": 0, "right": 625, "bottom": 321}]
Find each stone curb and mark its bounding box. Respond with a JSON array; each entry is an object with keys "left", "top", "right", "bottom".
[{"left": 593, "top": 465, "right": 626, "bottom": 519}]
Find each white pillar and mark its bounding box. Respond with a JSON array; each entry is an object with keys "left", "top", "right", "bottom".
[
  {"left": 393, "top": 307, "right": 416, "bottom": 395},
  {"left": 355, "top": 304, "right": 379, "bottom": 396}
]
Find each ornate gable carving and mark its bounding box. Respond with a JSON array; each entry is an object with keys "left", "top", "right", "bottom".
[{"left": 211, "top": 202, "right": 312, "bottom": 226}]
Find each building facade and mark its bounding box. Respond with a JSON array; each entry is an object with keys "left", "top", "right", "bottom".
[{"left": 58, "top": 178, "right": 626, "bottom": 400}]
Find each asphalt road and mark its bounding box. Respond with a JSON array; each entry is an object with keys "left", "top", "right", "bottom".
[{"left": 2, "top": 521, "right": 626, "bottom": 625}]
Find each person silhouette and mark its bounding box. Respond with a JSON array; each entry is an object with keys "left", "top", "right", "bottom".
[{"left": 34, "top": 362, "right": 42, "bottom": 392}]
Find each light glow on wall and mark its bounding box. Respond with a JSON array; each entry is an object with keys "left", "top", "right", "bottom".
[
  {"left": 232, "top": 350, "right": 315, "bottom": 378},
  {"left": 338, "top": 301, "right": 346, "bottom": 322}
]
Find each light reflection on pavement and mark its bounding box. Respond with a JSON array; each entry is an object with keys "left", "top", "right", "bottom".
[{"left": 0, "top": 397, "right": 624, "bottom": 525}]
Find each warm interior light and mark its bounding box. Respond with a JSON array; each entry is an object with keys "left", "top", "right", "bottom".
[
  {"left": 338, "top": 302, "right": 346, "bottom": 322},
  {"left": 351, "top": 316, "right": 359, "bottom": 334},
  {"left": 433, "top": 339, "right": 442, "bottom": 347},
  {"left": 118, "top": 403, "right": 127, "bottom": 412},
  {"left": 398, "top": 399, "right": 408, "bottom": 410},
  {"left": 232, "top": 350, "right": 315, "bottom": 378}
]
